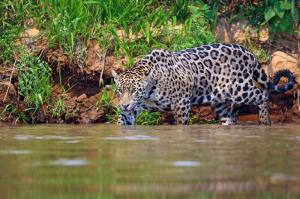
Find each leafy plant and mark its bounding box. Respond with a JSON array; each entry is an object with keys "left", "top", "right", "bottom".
[
  {"left": 136, "top": 110, "right": 161, "bottom": 125},
  {"left": 17, "top": 51, "right": 53, "bottom": 112},
  {"left": 172, "top": 20, "right": 216, "bottom": 51},
  {"left": 262, "top": 0, "right": 299, "bottom": 34},
  {"left": 227, "top": 0, "right": 299, "bottom": 36}
]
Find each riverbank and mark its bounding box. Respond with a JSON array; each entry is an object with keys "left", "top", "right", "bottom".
[{"left": 0, "top": 1, "right": 299, "bottom": 125}]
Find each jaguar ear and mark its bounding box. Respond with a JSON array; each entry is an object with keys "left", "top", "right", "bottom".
[{"left": 112, "top": 70, "right": 118, "bottom": 79}]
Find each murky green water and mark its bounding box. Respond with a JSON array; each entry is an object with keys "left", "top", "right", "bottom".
[{"left": 0, "top": 124, "right": 300, "bottom": 199}]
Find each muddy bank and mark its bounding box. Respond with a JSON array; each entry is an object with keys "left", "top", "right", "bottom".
[
  {"left": 1, "top": 62, "right": 300, "bottom": 125},
  {"left": 0, "top": 26, "right": 300, "bottom": 125}
]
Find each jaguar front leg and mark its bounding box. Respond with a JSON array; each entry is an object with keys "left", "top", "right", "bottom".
[{"left": 172, "top": 99, "right": 191, "bottom": 125}]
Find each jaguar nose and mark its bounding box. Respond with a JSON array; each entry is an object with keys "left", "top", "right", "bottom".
[{"left": 121, "top": 103, "right": 130, "bottom": 110}]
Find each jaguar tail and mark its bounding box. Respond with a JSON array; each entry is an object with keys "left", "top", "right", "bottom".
[
  {"left": 253, "top": 62, "right": 296, "bottom": 93},
  {"left": 271, "top": 69, "right": 296, "bottom": 93}
]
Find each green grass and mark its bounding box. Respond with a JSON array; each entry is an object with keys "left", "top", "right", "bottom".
[
  {"left": 0, "top": 0, "right": 217, "bottom": 67},
  {"left": 98, "top": 90, "right": 113, "bottom": 108},
  {"left": 0, "top": 27, "right": 19, "bottom": 65},
  {"left": 51, "top": 97, "right": 66, "bottom": 119},
  {"left": 1, "top": 50, "right": 54, "bottom": 123},
  {"left": 17, "top": 51, "right": 53, "bottom": 111},
  {"left": 105, "top": 107, "right": 121, "bottom": 123},
  {"left": 0, "top": 104, "right": 30, "bottom": 123},
  {"left": 136, "top": 110, "right": 161, "bottom": 125}
]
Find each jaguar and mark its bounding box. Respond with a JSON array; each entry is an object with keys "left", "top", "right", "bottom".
[{"left": 112, "top": 43, "right": 295, "bottom": 125}]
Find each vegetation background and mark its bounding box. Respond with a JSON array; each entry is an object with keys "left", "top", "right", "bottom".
[{"left": 0, "top": 0, "right": 299, "bottom": 124}]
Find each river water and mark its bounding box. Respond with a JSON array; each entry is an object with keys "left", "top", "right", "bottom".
[{"left": 0, "top": 124, "right": 300, "bottom": 199}]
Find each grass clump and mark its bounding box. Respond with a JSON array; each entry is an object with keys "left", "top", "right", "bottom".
[
  {"left": 51, "top": 96, "right": 76, "bottom": 122},
  {"left": 171, "top": 2, "right": 217, "bottom": 50},
  {"left": 1, "top": 0, "right": 217, "bottom": 67},
  {"left": 0, "top": 104, "right": 30, "bottom": 123},
  {"left": 0, "top": 28, "right": 19, "bottom": 65},
  {"left": 1, "top": 51, "right": 53, "bottom": 123},
  {"left": 136, "top": 111, "right": 161, "bottom": 125},
  {"left": 96, "top": 88, "right": 119, "bottom": 123},
  {"left": 106, "top": 107, "right": 121, "bottom": 124},
  {"left": 4, "top": 0, "right": 216, "bottom": 66},
  {"left": 98, "top": 89, "right": 113, "bottom": 108},
  {"left": 17, "top": 52, "right": 53, "bottom": 111},
  {"left": 0, "top": 0, "right": 40, "bottom": 65},
  {"left": 51, "top": 97, "right": 67, "bottom": 119}
]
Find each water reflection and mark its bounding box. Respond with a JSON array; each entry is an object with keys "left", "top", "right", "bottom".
[
  {"left": 0, "top": 150, "right": 32, "bottom": 155},
  {"left": 48, "top": 158, "right": 88, "bottom": 167},
  {"left": 172, "top": 161, "right": 201, "bottom": 167},
  {"left": 0, "top": 124, "right": 300, "bottom": 199}
]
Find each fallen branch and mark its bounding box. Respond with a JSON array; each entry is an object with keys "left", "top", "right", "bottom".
[{"left": 0, "top": 67, "right": 30, "bottom": 73}]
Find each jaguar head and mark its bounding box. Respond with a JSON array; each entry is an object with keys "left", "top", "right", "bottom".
[
  {"left": 112, "top": 59, "right": 153, "bottom": 125},
  {"left": 112, "top": 49, "right": 173, "bottom": 125}
]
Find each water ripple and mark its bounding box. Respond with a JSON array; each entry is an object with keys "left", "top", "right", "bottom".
[
  {"left": 104, "top": 135, "right": 159, "bottom": 141},
  {"left": 15, "top": 135, "right": 32, "bottom": 140},
  {"left": 0, "top": 150, "right": 32, "bottom": 155}
]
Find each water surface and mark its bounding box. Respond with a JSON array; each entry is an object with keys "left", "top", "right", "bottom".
[{"left": 0, "top": 124, "right": 300, "bottom": 199}]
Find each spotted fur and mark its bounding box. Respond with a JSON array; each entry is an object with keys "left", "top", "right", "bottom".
[{"left": 112, "top": 43, "right": 296, "bottom": 125}]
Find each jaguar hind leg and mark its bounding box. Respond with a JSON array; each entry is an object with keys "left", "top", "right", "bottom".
[
  {"left": 237, "top": 88, "right": 271, "bottom": 125},
  {"left": 258, "top": 99, "right": 271, "bottom": 125}
]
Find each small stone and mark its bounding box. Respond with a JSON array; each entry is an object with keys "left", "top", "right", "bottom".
[
  {"left": 76, "top": 94, "right": 87, "bottom": 102},
  {"left": 22, "top": 28, "right": 40, "bottom": 38}
]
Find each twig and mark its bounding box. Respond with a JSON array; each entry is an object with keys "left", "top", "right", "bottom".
[
  {"left": 0, "top": 67, "right": 31, "bottom": 73},
  {"left": 298, "top": 89, "right": 300, "bottom": 117},
  {"left": 297, "top": 40, "right": 299, "bottom": 68},
  {"left": 3, "top": 60, "right": 17, "bottom": 102},
  {"left": 66, "top": 82, "right": 79, "bottom": 93},
  {"left": 96, "top": 49, "right": 107, "bottom": 87},
  {"left": 66, "top": 74, "right": 76, "bottom": 87}
]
